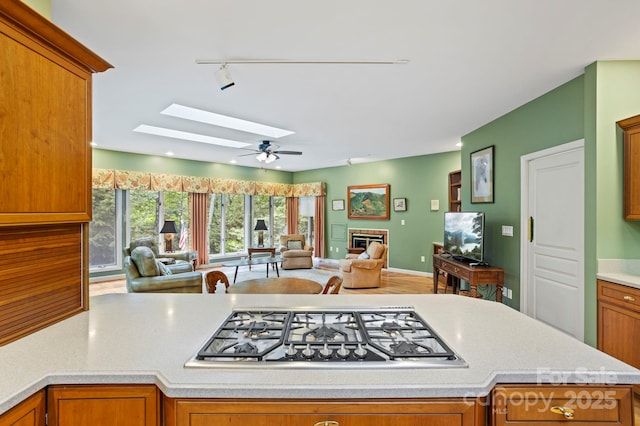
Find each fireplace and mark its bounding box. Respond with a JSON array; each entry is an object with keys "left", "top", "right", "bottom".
[{"left": 348, "top": 228, "right": 388, "bottom": 267}]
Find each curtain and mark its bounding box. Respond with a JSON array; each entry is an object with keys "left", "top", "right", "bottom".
[
  {"left": 314, "top": 195, "right": 325, "bottom": 258},
  {"left": 286, "top": 197, "right": 298, "bottom": 235},
  {"left": 189, "top": 193, "right": 209, "bottom": 266}
]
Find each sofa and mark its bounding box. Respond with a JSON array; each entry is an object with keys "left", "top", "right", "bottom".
[
  {"left": 338, "top": 242, "right": 388, "bottom": 289},
  {"left": 279, "top": 234, "right": 313, "bottom": 270},
  {"left": 124, "top": 246, "right": 203, "bottom": 293},
  {"left": 124, "top": 237, "right": 194, "bottom": 274}
]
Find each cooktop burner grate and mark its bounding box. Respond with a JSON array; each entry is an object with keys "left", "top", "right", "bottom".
[{"left": 189, "top": 306, "right": 467, "bottom": 369}]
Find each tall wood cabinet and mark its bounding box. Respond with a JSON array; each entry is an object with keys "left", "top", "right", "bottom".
[
  {"left": 616, "top": 115, "right": 640, "bottom": 220},
  {"left": 0, "top": 1, "right": 111, "bottom": 346},
  {"left": 449, "top": 169, "right": 462, "bottom": 211}
]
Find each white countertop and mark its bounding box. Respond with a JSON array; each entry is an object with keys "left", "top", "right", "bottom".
[
  {"left": 597, "top": 259, "right": 640, "bottom": 289},
  {"left": 1, "top": 293, "right": 639, "bottom": 414}
]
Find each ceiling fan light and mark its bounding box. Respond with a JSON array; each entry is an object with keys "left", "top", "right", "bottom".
[
  {"left": 256, "top": 152, "right": 268, "bottom": 161},
  {"left": 266, "top": 154, "right": 277, "bottom": 163}
]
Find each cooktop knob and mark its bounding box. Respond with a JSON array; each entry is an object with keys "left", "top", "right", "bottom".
[
  {"left": 337, "top": 344, "right": 350, "bottom": 359},
  {"left": 319, "top": 343, "right": 333, "bottom": 359},
  {"left": 286, "top": 343, "right": 297, "bottom": 358},
  {"left": 354, "top": 344, "right": 367, "bottom": 359},
  {"left": 302, "top": 344, "right": 315, "bottom": 358}
]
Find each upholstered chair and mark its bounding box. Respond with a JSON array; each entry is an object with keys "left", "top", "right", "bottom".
[
  {"left": 279, "top": 234, "right": 313, "bottom": 270},
  {"left": 338, "top": 242, "right": 388, "bottom": 289},
  {"left": 123, "top": 237, "right": 194, "bottom": 273},
  {"left": 124, "top": 246, "right": 203, "bottom": 293}
]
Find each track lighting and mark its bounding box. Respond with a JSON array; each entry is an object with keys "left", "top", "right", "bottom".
[{"left": 214, "top": 64, "right": 235, "bottom": 90}]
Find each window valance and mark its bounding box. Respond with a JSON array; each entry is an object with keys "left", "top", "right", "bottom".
[{"left": 92, "top": 168, "right": 325, "bottom": 196}]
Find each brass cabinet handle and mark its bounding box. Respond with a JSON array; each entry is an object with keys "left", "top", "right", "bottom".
[
  {"left": 314, "top": 422, "right": 339, "bottom": 426},
  {"left": 550, "top": 406, "right": 575, "bottom": 419},
  {"left": 623, "top": 295, "right": 636, "bottom": 302}
]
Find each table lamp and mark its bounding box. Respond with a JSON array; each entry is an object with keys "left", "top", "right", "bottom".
[
  {"left": 254, "top": 219, "right": 268, "bottom": 247},
  {"left": 160, "top": 220, "right": 178, "bottom": 252}
]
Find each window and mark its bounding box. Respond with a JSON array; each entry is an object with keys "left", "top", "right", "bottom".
[
  {"left": 89, "top": 189, "right": 122, "bottom": 271},
  {"left": 252, "top": 195, "right": 271, "bottom": 247},
  {"left": 128, "top": 190, "right": 160, "bottom": 243},
  {"left": 162, "top": 191, "right": 190, "bottom": 251}
]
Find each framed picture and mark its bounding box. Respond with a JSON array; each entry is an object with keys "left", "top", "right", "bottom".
[
  {"left": 470, "top": 145, "right": 494, "bottom": 203},
  {"left": 332, "top": 199, "right": 345, "bottom": 211},
  {"left": 393, "top": 198, "right": 407, "bottom": 212},
  {"left": 348, "top": 184, "right": 390, "bottom": 220}
]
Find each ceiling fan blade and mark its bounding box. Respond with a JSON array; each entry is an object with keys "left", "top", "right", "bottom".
[
  {"left": 273, "top": 150, "right": 302, "bottom": 155},
  {"left": 237, "top": 152, "right": 259, "bottom": 157}
]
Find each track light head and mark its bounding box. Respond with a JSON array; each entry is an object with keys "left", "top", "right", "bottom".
[{"left": 215, "top": 64, "right": 235, "bottom": 90}]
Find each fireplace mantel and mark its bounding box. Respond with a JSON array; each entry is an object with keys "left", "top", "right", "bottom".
[{"left": 348, "top": 228, "right": 388, "bottom": 267}]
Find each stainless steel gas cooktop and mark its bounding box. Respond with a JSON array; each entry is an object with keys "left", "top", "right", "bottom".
[{"left": 185, "top": 307, "right": 467, "bottom": 369}]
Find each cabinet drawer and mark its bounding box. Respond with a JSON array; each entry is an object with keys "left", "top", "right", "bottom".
[
  {"left": 439, "top": 260, "right": 471, "bottom": 281},
  {"left": 492, "top": 385, "right": 632, "bottom": 425},
  {"left": 598, "top": 280, "right": 640, "bottom": 310}
]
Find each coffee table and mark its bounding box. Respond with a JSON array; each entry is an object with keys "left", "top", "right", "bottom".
[
  {"left": 227, "top": 277, "right": 323, "bottom": 294},
  {"left": 222, "top": 256, "right": 282, "bottom": 283}
]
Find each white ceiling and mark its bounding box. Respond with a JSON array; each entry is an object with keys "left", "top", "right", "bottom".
[{"left": 51, "top": 0, "right": 640, "bottom": 172}]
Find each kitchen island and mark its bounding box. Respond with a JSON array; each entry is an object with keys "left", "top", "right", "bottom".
[{"left": 0, "top": 293, "right": 639, "bottom": 423}]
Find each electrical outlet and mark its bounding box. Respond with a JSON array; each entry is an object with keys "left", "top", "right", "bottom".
[
  {"left": 330, "top": 246, "right": 333, "bottom": 252},
  {"left": 401, "top": 219, "right": 405, "bottom": 225},
  {"left": 502, "top": 287, "right": 508, "bottom": 297},
  {"left": 507, "top": 288, "right": 513, "bottom": 299},
  {"left": 420, "top": 256, "right": 425, "bottom": 262},
  {"left": 336, "top": 247, "right": 339, "bottom": 253}
]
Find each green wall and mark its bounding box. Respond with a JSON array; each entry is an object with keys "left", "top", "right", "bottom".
[
  {"left": 93, "top": 149, "right": 293, "bottom": 183},
  {"left": 295, "top": 151, "right": 461, "bottom": 273},
  {"left": 460, "top": 75, "right": 585, "bottom": 309},
  {"left": 22, "top": 0, "right": 50, "bottom": 18}
]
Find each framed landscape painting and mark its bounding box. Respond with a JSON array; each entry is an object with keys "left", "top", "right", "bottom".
[{"left": 347, "top": 184, "right": 390, "bottom": 220}]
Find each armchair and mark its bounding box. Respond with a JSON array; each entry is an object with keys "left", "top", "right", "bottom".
[
  {"left": 279, "top": 234, "right": 313, "bottom": 269},
  {"left": 124, "top": 237, "right": 194, "bottom": 274},
  {"left": 124, "top": 246, "right": 203, "bottom": 293},
  {"left": 338, "top": 242, "right": 387, "bottom": 289}
]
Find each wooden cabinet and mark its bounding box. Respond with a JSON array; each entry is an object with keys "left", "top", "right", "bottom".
[
  {"left": 597, "top": 279, "right": 640, "bottom": 369},
  {"left": 0, "top": 1, "right": 110, "bottom": 346},
  {"left": 617, "top": 115, "right": 640, "bottom": 220},
  {"left": 47, "top": 385, "right": 159, "bottom": 426},
  {"left": 492, "top": 385, "right": 633, "bottom": 425},
  {"left": 0, "top": 390, "right": 45, "bottom": 426},
  {"left": 449, "top": 169, "right": 462, "bottom": 212},
  {"left": 164, "top": 397, "right": 487, "bottom": 426}
]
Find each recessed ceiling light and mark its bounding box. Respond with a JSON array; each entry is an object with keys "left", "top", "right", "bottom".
[
  {"left": 166, "top": 151, "right": 174, "bottom": 156},
  {"left": 456, "top": 142, "right": 463, "bottom": 147},
  {"left": 90, "top": 141, "right": 97, "bottom": 147},
  {"left": 275, "top": 165, "right": 281, "bottom": 169},
  {"left": 161, "top": 104, "right": 295, "bottom": 139},
  {"left": 133, "top": 125, "right": 251, "bottom": 148},
  {"left": 229, "top": 159, "right": 237, "bottom": 164}
]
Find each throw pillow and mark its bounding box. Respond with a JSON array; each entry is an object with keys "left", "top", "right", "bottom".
[
  {"left": 130, "top": 246, "right": 160, "bottom": 277},
  {"left": 357, "top": 252, "right": 370, "bottom": 259},
  {"left": 287, "top": 240, "right": 303, "bottom": 250},
  {"left": 156, "top": 260, "right": 173, "bottom": 276}
]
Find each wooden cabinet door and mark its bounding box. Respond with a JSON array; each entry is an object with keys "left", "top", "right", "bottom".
[
  {"left": 0, "top": 390, "right": 45, "bottom": 426},
  {"left": 617, "top": 114, "right": 640, "bottom": 220},
  {"left": 47, "top": 385, "right": 158, "bottom": 426},
  {"left": 164, "top": 398, "right": 485, "bottom": 426},
  {"left": 492, "top": 385, "right": 633, "bottom": 425}
]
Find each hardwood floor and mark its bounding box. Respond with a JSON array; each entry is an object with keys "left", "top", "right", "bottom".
[{"left": 89, "top": 261, "right": 451, "bottom": 297}]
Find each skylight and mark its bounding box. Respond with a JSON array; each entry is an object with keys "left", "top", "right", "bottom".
[
  {"left": 161, "top": 104, "right": 295, "bottom": 138},
  {"left": 133, "top": 125, "right": 251, "bottom": 148}
]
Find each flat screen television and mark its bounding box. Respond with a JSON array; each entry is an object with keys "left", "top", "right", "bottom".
[{"left": 443, "top": 211, "right": 485, "bottom": 264}]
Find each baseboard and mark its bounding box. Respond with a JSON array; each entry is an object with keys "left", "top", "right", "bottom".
[
  {"left": 90, "top": 273, "right": 125, "bottom": 283},
  {"left": 386, "top": 267, "right": 432, "bottom": 277}
]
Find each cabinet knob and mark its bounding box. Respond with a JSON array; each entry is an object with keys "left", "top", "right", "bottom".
[
  {"left": 314, "top": 422, "right": 339, "bottom": 426},
  {"left": 550, "top": 405, "right": 575, "bottom": 419},
  {"left": 623, "top": 295, "right": 636, "bottom": 302}
]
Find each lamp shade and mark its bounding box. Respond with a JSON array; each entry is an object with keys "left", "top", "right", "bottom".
[
  {"left": 254, "top": 219, "right": 268, "bottom": 231},
  {"left": 160, "top": 220, "right": 178, "bottom": 234}
]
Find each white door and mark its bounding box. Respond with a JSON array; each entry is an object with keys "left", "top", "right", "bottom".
[{"left": 520, "top": 140, "right": 584, "bottom": 340}]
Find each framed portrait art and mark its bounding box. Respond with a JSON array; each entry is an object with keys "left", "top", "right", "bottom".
[
  {"left": 470, "top": 145, "right": 494, "bottom": 203},
  {"left": 347, "top": 184, "right": 390, "bottom": 220},
  {"left": 332, "top": 199, "right": 345, "bottom": 211},
  {"left": 393, "top": 198, "right": 407, "bottom": 212}
]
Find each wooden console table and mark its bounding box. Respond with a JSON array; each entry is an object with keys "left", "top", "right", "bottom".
[
  {"left": 247, "top": 247, "right": 276, "bottom": 270},
  {"left": 432, "top": 254, "right": 504, "bottom": 303}
]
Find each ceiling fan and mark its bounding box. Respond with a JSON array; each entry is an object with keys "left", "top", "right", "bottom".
[{"left": 239, "top": 140, "right": 302, "bottom": 163}]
